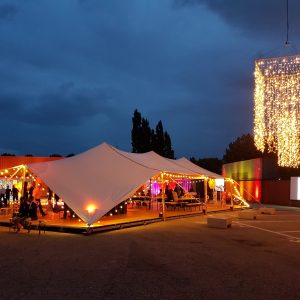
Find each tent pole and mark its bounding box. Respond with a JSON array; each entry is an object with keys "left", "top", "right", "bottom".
[
  {"left": 149, "top": 178, "right": 152, "bottom": 211},
  {"left": 21, "top": 165, "right": 26, "bottom": 198},
  {"left": 204, "top": 177, "right": 208, "bottom": 214},
  {"left": 161, "top": 172, "right": 166, "bottom": 221},
  {"left": 230, "top": 180, "right": 234, "bottom": 210}
]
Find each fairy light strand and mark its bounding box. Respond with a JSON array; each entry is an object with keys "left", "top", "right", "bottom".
[{"left": 254, "top": 54, "right": 300, "bottom": 167}]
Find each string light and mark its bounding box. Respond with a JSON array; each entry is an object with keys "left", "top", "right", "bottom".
[{"left": 254, "top": 54, "right": 300, "bottom": 167}]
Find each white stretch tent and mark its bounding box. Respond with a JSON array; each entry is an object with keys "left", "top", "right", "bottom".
[
  {"left": 173, "top": 157, "right": 223, "bottom": 179},
  {"left": 27, "top": 143, "right": 222, "bottom": 225}
]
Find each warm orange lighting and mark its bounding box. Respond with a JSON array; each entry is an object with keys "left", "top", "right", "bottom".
[{"left": 86, "top": 204, "right": 97, "bottom": 214}]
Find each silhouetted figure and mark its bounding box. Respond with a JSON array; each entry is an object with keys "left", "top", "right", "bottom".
[
  {"left": 28, "top": 196, "right": 38, "bottom": 221},
  {"left": 28, "top": 184, "right": 34, "bottom": 197},
  {"left": 165, "top": 185, "right": 169, "bottom": 196},
  {"left": 23, "top": 181, "right": 29, "bottom": 200},
  {"left": 33, "top": 185, "right": 46, "bottom": 216},
  {"left": 167, "top": 189, "right": 174, "bottom": 201},
  {"left": 0, "top": 185, "right": 5, "bottom": 205},
  {"left": 174, "top": 184, "right": 181, "bottom": 197},
  {"left": 12, "top": 185, "right": 19, "bottom": 201},
  {"left": 5, "top": 185, "right": 11, "bottom": 206},
  {"left": 12, "top": 197, "right": 30, "bottom": 232},
  {"left": 53, "top": 194, "right": 61, "bottom": 213}
]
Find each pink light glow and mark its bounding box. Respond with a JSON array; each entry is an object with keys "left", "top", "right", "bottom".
[{"left": 149, "top": 179, "right": 192, "bottom": 196}]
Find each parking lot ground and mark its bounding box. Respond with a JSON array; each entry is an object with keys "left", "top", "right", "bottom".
[{"left": 0, "top": 207, "right": 300, "bottom": 300}]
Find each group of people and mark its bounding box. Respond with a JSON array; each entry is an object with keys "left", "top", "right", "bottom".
[
  {"left": 0, "top": 184, "right": 19, "bottom": 207},
  {"left": 12, "top": 182, "right": 47, "bottom": 232},
  {"left": 164, "top": 184, "right": 185, "bottom": 201}
]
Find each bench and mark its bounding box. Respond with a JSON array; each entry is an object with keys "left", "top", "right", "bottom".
[
  {"left": 258, "top": 207, "right": 276, "bottom": 215},
  {"left": 207, "top": 215, "right": 232, "bottom": 229},
  {"left": 238, "top": 210, "right": 258, "bottom": 220}
]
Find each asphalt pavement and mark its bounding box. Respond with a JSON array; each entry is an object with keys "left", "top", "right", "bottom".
[{"left": 1, "top": 207, "right": 300, "bottom": 300}]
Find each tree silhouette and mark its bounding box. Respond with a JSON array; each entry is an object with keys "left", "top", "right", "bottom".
[
  {"left": 191, "top": 157, "right": 222, "bottom": 174},
  {"left": 131, "top": 109, "right": 174, "bottom": 158},
  {"left": 223, "top": 133, "right": 269, "bottom": 163},
  {"left": 153, "top": 120, "right": 164, "bottom": 156},
  {"left": 132, "top": 109, "right": 153, "bottom": 153}
]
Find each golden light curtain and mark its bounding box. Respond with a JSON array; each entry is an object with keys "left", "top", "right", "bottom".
[{"left": 254, "top": 54, "right": 300, "bottom": 167}]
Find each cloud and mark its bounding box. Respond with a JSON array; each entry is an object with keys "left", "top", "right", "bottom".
[
  {"left": 1, "top": 0, "right": 294, "bottom": 158},
  {"left": 0, "top": 3, "right": 18, "bottom": 20},
  {"left": 0, "top": 83, "right": 116, "bottom": 126},
  {"left": 174, "top": 0, "right": 300, "bottom": 42}
]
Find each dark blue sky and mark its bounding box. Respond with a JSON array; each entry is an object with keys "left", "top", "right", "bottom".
[{"left": 1, "top": 0, "right": 300, "bottom": 158}]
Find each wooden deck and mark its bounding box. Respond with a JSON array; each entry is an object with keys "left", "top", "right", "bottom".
[{"left": 0, "top": 201, "right": 236, "bottom": 234}]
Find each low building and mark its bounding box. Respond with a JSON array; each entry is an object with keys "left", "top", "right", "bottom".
[{"left": 222, "top": 157, "right": 300, "bottom": 207}]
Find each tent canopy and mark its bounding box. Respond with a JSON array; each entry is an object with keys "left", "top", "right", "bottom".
[
  {"left": 27, "top": 143, "right": 223, "bottom": 225},
  {"left": 173, "top": 157, "right": 223, "bottom": 179}
]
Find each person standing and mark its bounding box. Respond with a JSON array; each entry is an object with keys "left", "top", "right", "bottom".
[
  {"left": 23, "top": 181, "right": 29, "bottom": 200},
  {"left": 5, "top": 185, "right": 11, "bottom": 207},
  {"left": 0, "top": 185, "right": 5, "bottom": 204},
  {"left": 33, "top": 185, "right": 46, "bottom": 217},
  {"left": 28, "top": 183, "right": 34, "bottom": 198},
  {"left": 12, "top": 185, "right": 19, "bottom": 201},
  {"left": 28, "top": 196, "right": 38, "bottom": 221}
]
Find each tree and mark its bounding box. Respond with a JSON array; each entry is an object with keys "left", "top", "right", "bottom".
[
  {"left": 1, "top": 153, "right": 15, "bottom": 156},
  {"left": 223, "top": 133, "right": 300, "bottom": 178},
  {"left": 49, "top": 154, "right": 62, "bottom": 157},
  {"left": 140, "top": 118, "right": 152, "bottom": 153},
  {"left": 163, "top": 131, "right": 174, "bottom": 159},
  {"left": 191, "top": 157, "right": 222, "bottom": 174},
  {"left": 153, "top": 120, "right": 164, "bottom": 156},
  {"left": 131, "top": 109, "right": 174, "bottom": 158},
  {"left": 131, "top": 109, "right": 142, "bottom": 153},
  {"left": 131, "top": 109, "right": 153, "bottom": 153},
  {"left": 223, "top": 133, "right": 273, "bottom": 163}
]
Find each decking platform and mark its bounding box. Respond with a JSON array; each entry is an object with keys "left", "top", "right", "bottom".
[{"left": 0, "top": 202, "right": 240, "bottom": 234}]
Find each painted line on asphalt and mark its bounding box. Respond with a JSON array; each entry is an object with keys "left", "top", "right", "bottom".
[
  {"left": 233, "top": 221, "right": 300, "bottom": 242},
  {"left": 239, "top": 220, "right": 300, "bottom": 223}
]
